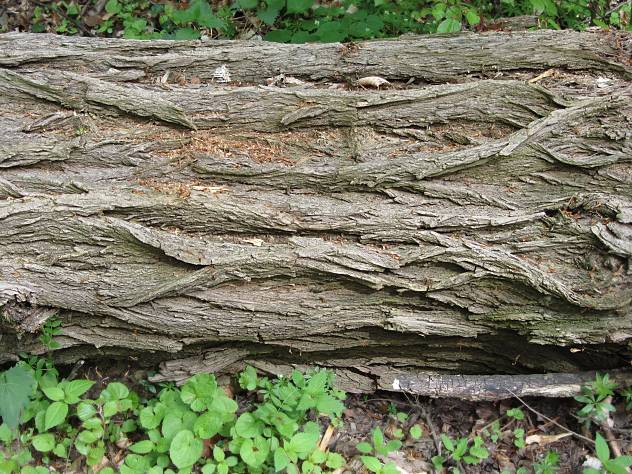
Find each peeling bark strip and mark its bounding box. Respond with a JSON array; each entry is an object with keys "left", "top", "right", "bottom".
[{"left": 0, "top": 31, "right": 631, "bottom": 392}]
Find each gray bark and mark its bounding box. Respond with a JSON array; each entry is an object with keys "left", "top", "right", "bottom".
[{"left": 0, "top": 31, "right": 631, "bottom": 393}]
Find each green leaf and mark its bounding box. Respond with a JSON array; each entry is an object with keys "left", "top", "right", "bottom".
[
  {"left": 76, "top": 402, "right": 97, "bottom": 421},
  {"left": 64, "top": 380, "right": 94, "bottom": 403},
  {"left": 238, "top": 0, "right": 259, "bottom": 9},
  {"left": 465, "top": 10, "right": 481, "bottom": 26},
  {"left": 42, "top": 386, "right": 65, "bottom": 402},
  {"left": 431, "top": 3, "right": 446, "bottom": 20},
  {"left": 595, "top": 433, "right": 610, "bottom": 462},
  {"left": 286, "top": 0, "right": 314, "bottom": 14},
  {"left": 212, "top": 446, "right": 225, "bottom": 463},
  {"left": 105, "top": 0, "right": 121, "bottom": 14},
  {"left": 257, "top": 6, "right": 281, "bottom": 25},
  {"left": 235, "top": 413, "right": 261, "bottom": 438},
  {"left": 290, "top": 431, "right": 319, "bottom": 457},
  {"left": 77, "top": 430, "right": 99, "bottom": 444},
  {"left": 410, "top": 424, "right": 423, "bottom": 439},
  {"left": 315, "top": 394, "right": 344, "bottom": 417},
  {"left": 384, "top": 439, "right": 402, "bottom": 453},
  {"left": 326, "top": 452, "right": 345, "bottom": 469},
  {"left": 357, "top": 441, "right": 372, "bottom": 454},
  {"left": 194, "top": 411, "right": 223, "bottom": 439},
  {"left": 0, "top": 365, "right": 35, "bottom": 429},
  {"left": 437, "top": 18, "right": 461, "bottom": 33},
  {"left": 103, "top": 400, "right": 119, "bottom": 418},
  {"left": 361, "top": 456, "right": 382, "bottom": 473},
  {"left": 104, "top": 382, "right": 129, "bottom": 400},
  {"left": 140, "top": 404, "right": 165, "bottom": 430},
  {"left": 162, "top": 412, "right": 184, "bottom": 440},
  {"left": 44, "top": 401, "right": 68, "bottom": 431},
  {"left": 32, "top": 433, "right": 55, "bottom": 452},
  {"left": 441, "top": 434, "right": 454, "bottom": 452},
  {"left": 169, "top": 430, "right": 203, "bottom": 469},
  {"left": 240, "top": 436, "right": 269, "bottom": 467},
  {"left": 130, "top": 440, "right": 155, "bottom": 454},
  {"left": 506, "top": 408, "right": 524, "bottom": 420},
  {"left": 239, "top": 366, "right": 258, "bottom": 391},
  {"left": 469, "top": 444, "right": 489, "bottom": 459},
  {"left": 274, "top": 447, "right": 290, "bottom": 471},
  {"left": 264, "top": 29, "right": 292, "bottom": 42},
  {"left": 53, "top": 442, "right": 67, "bottom": 458},
  {"left": 0, "top": 423, "right": 13, "bottom": 443},
  {"left": 87, "top": 445, "right": 105, "bottom": 465},
  {"left": 604, "top": 458, "right": 631, "bottom": 474},
  {"left": 202, "top": 464, "right": 216, "bottom": 474}
]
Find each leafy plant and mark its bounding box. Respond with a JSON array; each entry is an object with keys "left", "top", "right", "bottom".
[
  {"left": 39, "top": 316, "right": 62, "bottom": 351},
  {"left": 583, "top": 433, "right": 632, "bottom": 474},
  {"left": 27, "top": 0, "right": 631, "bottom": 44},
  {"left": 432, "top": 432, "right": 489, "bottom": 469},
  {"left": 576, "top": 373, "right": 617, "bottom": 425},
  {"left": 356, "top": 427, "right": 402, "bottom": 473},
  {"left": 534, "top": 450, "right": 560, "bottom": 474}
]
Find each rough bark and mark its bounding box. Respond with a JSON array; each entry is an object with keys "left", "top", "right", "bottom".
[{"left": 0, "top": 30, "right": 631, "bottom": 393}]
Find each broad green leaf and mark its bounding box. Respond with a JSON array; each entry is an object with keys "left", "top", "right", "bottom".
[
  {"left": 437, "top": 18, "right": 461, "bottom": 33},
  {"left": 129, "top": 440, "right": 155, "bottom": 454},
  {"left": 326, "top": 452, "right": 345, "bottom": 468},
  {"left": 87, "top": 445, "right": 105, "bottom": 465},
  {"left": 264, "top": 29, "right": 292, "bottom": 42},
  {"left": 44, "top": 401, "right": 68, "bottom": 430},
  {"left": 286, "top": 0, "right": 314, "bottom": 14},
  {"left": 105, "top": 0, "right": 121, "bottom": 14},
  {"left": 64, "top": 380, "right": 95, "bottom": 403},
  {"left": 384, "top": 439, "right": 402, "bottom": 453},
  {"left": 42, "top": 387, "right": 65, "bottom": 402},
  {"left": 194, "top": 411, "right": 223, "bottom": 439},
  {"left": 238, "top": 0, "right": 258, "bottom": 8},
  {"left": 465, "top": 9, "right": 481, "bottom": 25},
  {"left": 315, "top": 394, "right": 344, "bottom": 417},
  {"left": 162, "top": 412, "right": 184, "bottom": 440},
  {"left": 31, "top": 433, "right": 55, "bottom": 452},
  {"left": 361, "top": 456, "right": 382, "bottom": 473},
  {"left": 0, "top": 366, "right": 35, "bottom": 429},
  {"left": 104, "top": 382, "right": 129, "bottom": 400},
  {"left": 356, "top": 441, "right": 372, "bottom": 454},
  {"left": 290, "top": 431, "right": 319, "bottom": 457},
  {"left": 240, "top": 436, "right": 269, "bottom": 467},
  {"left": 77, "top": 430, "right": 99, "bottom": 444},
  {"left": 274, "top": 447, "right": 290, "bottom": 471},
  {"left": 53, "top": 442, "right": 67, "bottom": 458},
  {"left": 0, "top": 423, "right": 13, "bottom": 443},
  {"left": 76, "top": 402, "right": 97, "bottom": 421},
  {"left": 103, "top": 400, "right": 119, "bottom": 418},
  {"left": 140, "top": 404, "right": 166, "bottom": 430},
  {"left": 595, "top": 433, "right": 610, "bottom": 462},
  {"left": 235, "top": 413, "right": 261, "bottom": 438},
  {"left": 169, "top": 430, "right": 203, "bottom": 469},
  {"left": 410, "top": 425, "right": 423, "bottom": 439}
]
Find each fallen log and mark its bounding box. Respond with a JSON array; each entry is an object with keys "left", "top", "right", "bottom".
[{"left": 0, "top": 30, "right": 631, "bottom": 393}]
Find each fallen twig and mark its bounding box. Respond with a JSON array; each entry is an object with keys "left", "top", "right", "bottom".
[{"left": 506, "top": 389, "right": 594, "bottom": 444}]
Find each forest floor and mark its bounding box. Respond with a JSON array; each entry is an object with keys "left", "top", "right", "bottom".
[{"left": 73, "top": 360, "right": 632, "bottom": 473}]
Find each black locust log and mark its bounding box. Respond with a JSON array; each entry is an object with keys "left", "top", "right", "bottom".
[{"left": 0, "top": 30, "right": 631, "bottom": 392}]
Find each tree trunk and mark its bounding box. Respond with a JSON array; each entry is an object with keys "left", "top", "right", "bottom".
[{"left": 0, "top": 30, "right": 631, "bottom": 392}]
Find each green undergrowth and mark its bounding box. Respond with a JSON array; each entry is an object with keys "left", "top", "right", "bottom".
[
  {"left": 23, "top": 0, "right": 632, "bottom": 42},
  {"left": 0, "top": 350, "right": 631, "bottom": 473}
]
